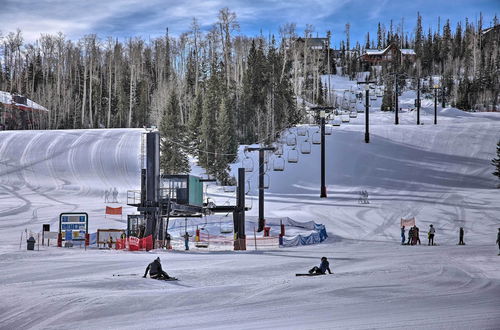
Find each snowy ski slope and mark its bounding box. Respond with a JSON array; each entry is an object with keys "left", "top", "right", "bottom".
[{"left": 0, "top": 98, "right": 499, "bottom": 328}]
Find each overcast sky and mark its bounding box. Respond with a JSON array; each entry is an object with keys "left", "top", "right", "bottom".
[{"left": 0, "top": 0, "right": 498, "bottom": 46}]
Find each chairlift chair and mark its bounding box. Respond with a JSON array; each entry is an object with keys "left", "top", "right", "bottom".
[
  {"left": 286, "top": 133, "right": 297, "bottom": 146},
  {"left": 331, "top": 118, "right": 341, "bottom": 126},
  {"left": 287, "top": 148, "right": 299, "bottom": 163},
  {"left": 325, "top": 125, "right": 333, "bottom": 135},
  {"left": 263, "top": 174, "right": 270, "bottom": 189},
  {"left": 341, "top": 114, "right": 350, "bottom": 123},
  {"left": 273, "top": 156, "right": 285, "bottom": 171},
  {"left": 312, "top": 131, "right": 321, "bottom": 144},
  {"left": 300, "top": 141, "right": 312, "bottom": 154},
  {"left": 242, "top": 155, "right": 254, "bottom": 172},
  {"left": 370, "top": 93, "right": 377, "bottom": 101},
  {"left": 297, "top": 126, "right": 307, "bottom": 136}
]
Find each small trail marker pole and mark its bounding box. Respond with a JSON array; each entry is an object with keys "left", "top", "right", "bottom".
[{"left": 254, "top": 227, "right": 257, "bottom": 251}]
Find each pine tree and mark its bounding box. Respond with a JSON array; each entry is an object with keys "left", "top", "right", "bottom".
[
  {"left": 159, "top": 89, "right": 190, "bottom": 175},
  {"left": 198, "top": 62, "right": 221, "bottom": 176},
  {"left": 241, "top": 40, "right": 266, "bottom": 143},
  {"left": 377, "top": 23, "right": 383, "bottom": 49},
  {"left": 187, "top": 91, "right": 203, "bottom": 151},
  {"left": 415, "top": 13, "right": 423, "bottom": 57},
  {"left": 492, "top": 140, "right": 500, "bottom": 184},
  {"left": 381, "top": 87, "right": 394, "bottom": 111},
  {"left": 215, "top": 96, "right": 238, "bottom": 184}
]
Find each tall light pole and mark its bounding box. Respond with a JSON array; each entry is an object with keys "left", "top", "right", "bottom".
[
  {"left": 432, "top": 84, "right": 439, "bottom": 125},
  {"left": 416, "top": 77, "right": 421, "bottom": 125},
  {"left": 320, "top": 110, "right": 327, "bottom": 197},
  {"left": 311, "top": 106, "right": 334, "bottom": 198},
  {"left": 357, "top": 81, "right": 376, "bottom": 143},
  {"left": 395, "top": 76, "right": 399, "bottom": 125}
]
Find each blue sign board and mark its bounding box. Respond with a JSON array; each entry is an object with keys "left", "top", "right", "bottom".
[{"left": 59, "top": 213, "right": 88, "bottom": 241}]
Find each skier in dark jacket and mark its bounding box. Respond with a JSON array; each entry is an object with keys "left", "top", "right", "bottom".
[
  {"left": 497, "top": 228, "right": 500, "bottom": 255},
  {"left": 458, "top": 227, "right": 465, "bottom": 245},
  {"left": 309, "top": 257, "right": 333, "bottom": 275},
  {"left": 407, "top": 227, "right": 414, "bottom": 245},
  {"left": 143, "top": 257, "right": 171, "bottom": 280},
  {"left": 401, "top": 226, "right": 406, "bottom": 245},
  {"left": 415, "top": 226, "right": 421, "bottom": 245}
]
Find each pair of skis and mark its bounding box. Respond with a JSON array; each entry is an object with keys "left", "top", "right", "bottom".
[{"left": 113, "top": 274, "right": 178, "bottom": 281}]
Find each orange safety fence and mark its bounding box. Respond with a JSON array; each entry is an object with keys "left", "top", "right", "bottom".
[
  {"left": 105, "top": 206, "right": 122, "bottom": 215},
  {"left": 115, "top": 235, "right": 153, "bottom": 251}
]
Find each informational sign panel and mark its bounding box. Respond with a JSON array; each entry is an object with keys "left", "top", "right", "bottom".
[{"left": 59, "top": 213, "right": 88, "bottom": 241}]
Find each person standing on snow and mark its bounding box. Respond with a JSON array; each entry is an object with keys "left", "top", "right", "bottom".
[
  {"left": 165, "top": 232, "right": 172, "bottom": 250},
  {"left": 143, "top": 257, "right": 171, "bottom": 280},
  {"left": 104, "top": 189, "right": 110, "bottom": 203},
  {"left": 428, "top": 224, "right": 436, "bottom": 246},
  {"left": 496, "top": 228, "right": 500, "bottom": 255},
  {"left": 183, "top": 232, "right": 191, "bottom": 251},
  {"left": 309, "top": 257, "right": 333, "bottom": 275},
  {"left": 458, "top": 227, "right": 465, "bottom": 245},
  {"left": 401, "top": 226, "right": 406, "bottom": 245},
  {"left": 407, "top": 226, "right": 414, "bottom": 245},
  {"left": 415, "top": 225, "right": 421, "bottom": 245},
  {"left": 112, "top": 187, "right": 119, "bottom": 203}
]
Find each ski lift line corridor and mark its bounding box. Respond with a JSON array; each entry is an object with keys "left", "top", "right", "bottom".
[{"left": 240, "top": 127, "right": 333, "bottom": 190}]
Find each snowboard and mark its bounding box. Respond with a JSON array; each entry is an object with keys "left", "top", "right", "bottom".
[
  {"left": 113, "top": 274, "right": 178, "bottom": 281},
  {"left": 295, "top": 273, "right": 329, "bottom": 277},
  {"left": 160, "top": 277, "right": 178, "bottom": 281}
]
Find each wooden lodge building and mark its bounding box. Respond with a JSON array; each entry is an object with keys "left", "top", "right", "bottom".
[
  {"left": 0, "top": 91, "right": 49, "bottom": 130},
  {"left": 360, "top": 44, "right": 416, "bottom": 64}
]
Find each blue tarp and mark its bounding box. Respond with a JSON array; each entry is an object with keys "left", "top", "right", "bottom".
[
  {"left": 246, "top": 216, "right": 328, "bottom": 247},
  {"left": 89, "top": 232, "right": 97, "bottom": 245}
]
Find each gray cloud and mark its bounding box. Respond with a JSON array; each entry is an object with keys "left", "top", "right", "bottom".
[{"left": 0, "top": 0, "right": 354, "bottom": 41}]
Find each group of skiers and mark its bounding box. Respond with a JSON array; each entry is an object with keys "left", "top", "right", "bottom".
[
  {"left": 402, "top": 225, "right": 500, "bottom": 250},
  {"left": 358, "top": 190, "right": 369, "bottom": 204},
  {"left": 104, "top": 187, "right": 119, "bottom": 203},
  {"left": 401, "top": 224, "right": 437, "bottom": 246}
]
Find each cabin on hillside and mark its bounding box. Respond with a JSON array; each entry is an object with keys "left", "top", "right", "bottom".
[
  {"left": 286, "top": 37, "right": 335, "bottom": 74},
  {"left": 481, "top": 24, "right": 500, "bottom": 48},
  {"left": 0, "top": 91, "right": 49, "bottom": 130},
  {"left": 360, "top": 44, "right": 416, "bottom": 64}
]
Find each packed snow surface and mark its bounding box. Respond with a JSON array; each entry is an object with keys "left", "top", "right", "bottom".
[{"left": 1, "top": 100, "right": 500, "bottom": 328}]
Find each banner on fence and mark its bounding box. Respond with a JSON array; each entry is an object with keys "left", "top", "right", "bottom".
[
  {"left": 401, "top": 217, "right": 416, "bottom": 228},
  {"left": 105, "top": 206, "right": 122, "bottom": 216}
]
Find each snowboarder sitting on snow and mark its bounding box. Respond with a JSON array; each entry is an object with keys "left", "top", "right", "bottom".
[
  {"left": 143, "top": 257, "right": 171, "bottom": 280},
  {"left": 309, "top": 257, "right": 333, "bottom": 275}
]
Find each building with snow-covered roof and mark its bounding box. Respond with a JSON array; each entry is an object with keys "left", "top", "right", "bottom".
[
  {"left": 360, "top": 44, "right": 416, "bottom": 64},
  {"left": 0, "top": 91, "right": 49, "bottom": 130}
]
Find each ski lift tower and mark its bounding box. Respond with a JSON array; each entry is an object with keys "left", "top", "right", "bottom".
[
  {"left": 245, "top": 146, "right": 275, "bottom": 232},
  {"left": 311, "top": 107, "right": 334, "bottom": 198}
]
